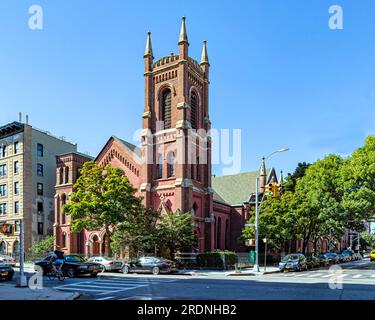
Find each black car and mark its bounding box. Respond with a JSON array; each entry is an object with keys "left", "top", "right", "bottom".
[
  {"left": 278, "top": 254, "right": 308, "bottom": 272},
  {"left": 34, "top": 254, "right": 103, "bottom": 278},
  {"left": 122, "top": 257, "right": 178, "bottom": 275},
  {"left": 0, "top": 264, "right": 14, "bottom": 281}
]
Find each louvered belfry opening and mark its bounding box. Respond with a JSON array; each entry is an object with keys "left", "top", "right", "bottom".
[
  {"left": 191, "top": 91, "right": 197, "bottom": 129},
  {"left": 162, "top": 90, "right": 172, "bottom": 129}
]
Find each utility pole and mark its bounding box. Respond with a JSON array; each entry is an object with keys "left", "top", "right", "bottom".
[
  {"left": 16, "top": 220, "right": 27, "bottom": 287},
  {"left": 253, "top": 177, "right": 260, "bottom": 273}
]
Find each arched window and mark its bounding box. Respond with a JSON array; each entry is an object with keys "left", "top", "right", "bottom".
[
  {"left": 161, "top": 89, "right": 172, "bottom": 129},
  {"left": 157, "top": 154, "right": 163, "bottom": 179},
  {"left": 61, "top": 194, "right": 66, "bottom": 224},
  {"left": 59, "top": 167, "right": 64, "bottom": 185},
  {"left": 0, "top": 241, "right": 6, "bottom": 254},
  {"left": 217, "top": 217, "right": 222, "bottom": 250},
  {"left": 167, "top": 152, "right": 175, "bottom": 177},
  {"left": 13, "top": 241, "right": 20, "bottom": 255},
  {"left": 196, "top": 157, "right": 200, "bottom": 181},
  {"left": 65, "top": 167, "right": 69, "bottom": 184},
  {"left": 191, "top": 91, "right": 198, "bottom": 129},
  {"left": 62, "top": 232, "right": 67, "bottom": 248}
]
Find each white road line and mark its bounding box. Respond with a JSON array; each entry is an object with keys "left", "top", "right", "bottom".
[
  {"left": 56, "top": 287, "right": 107, "bottom": 292},
  {"left": 91, "top": 282, "right": 147, "bottom": 288},
  {"left": 65, "top": 284, "right": 133, "bottom": 290},
  {"left": 295, "top": 274, "right": 306, "bottom": 277},
  {"left": 96, "top": 296, "right": 115, "bottom": 300},
  {"left": 370, "top": 274, "right": 375, "bottom": 278},
  {"left": 321, "top": 274, "right": 333, "bottom": 278},
  {"left": 307, "top": 273, "right": 323, "bottom": 278},
  {"left": 352, "top": 274, "right": 362, "bottom": 279}
]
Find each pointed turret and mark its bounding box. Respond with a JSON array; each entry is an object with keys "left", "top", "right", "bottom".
[
  {"left": 259, "top": 157, "right": 267, "bottom": 193},
  {"left": 144, "top": 32, "right": 153, "bottom": 73},
  {"left": 144, "top": 31, "right": 153, "bottom": 58},
  {"left": 178, "top": 17, "right": 189, "bottom": 59},
  {"left": 178, "top": 16, "right": 189, "bottom": 44},
  {"left": 200, "top": 40, "right": 209, "bottom": 65},
  {"left": 279, "top": 170, "right": 284, "bottom": 184}
]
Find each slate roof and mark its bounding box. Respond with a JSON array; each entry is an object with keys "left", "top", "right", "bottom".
[
  {"left": 112, "top": 136, "right": 141, "bottom": 158},
  {"left": 212, "top": 169, "right": 271, "bottom": 206}
]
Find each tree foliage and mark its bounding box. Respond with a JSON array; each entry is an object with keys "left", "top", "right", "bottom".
[
  {"left": 29, "top": 235, "right": 55, "bottom": 255},
  {"left": 155, "top": 211, "right": 197, "bottom": 258},
  {"left": 243, "top": 136, "right": 375, "bottom": 254},
  {"left": 63, "top": 162, "right": 142, "bottom": 239}
]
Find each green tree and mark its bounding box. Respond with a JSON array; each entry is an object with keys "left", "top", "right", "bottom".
[
  {"left": 111, "top": 207, "right": 160, "bottom": 257},
  {"left": 284, "top": 162, "right": 311, "bottom": 192},
  {"left": 63, "top": 162, "right": 142, "bottom": 245},
  {"left": 155, "top": 211, "right": 197, "bottom": 259},
  {"left": 340, "top": 136, "right": 375, "bottom": 232},
  {"left": 29, "top": 235, "right": 55, "bottom": 255}
]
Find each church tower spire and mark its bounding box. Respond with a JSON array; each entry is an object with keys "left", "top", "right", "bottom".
[
  {"left": 259, "top": 157, "right": 267, "bottom": 193},
  {"left": 200, "top": 40, "right": 209, "bottom": 65},
  {"left": 178, "top": 16, "right": 189, "bottom": 59},
  {"left": 144, "top": 31, "right": 153, "bottom": 58}
]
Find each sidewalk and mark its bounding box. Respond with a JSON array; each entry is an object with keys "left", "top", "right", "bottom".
[
  {"left": 177, "top": 266, "right": 280, "bottom": 276},
  {"left": 0, "top": 283, "right": 79, "bottom": 300}
]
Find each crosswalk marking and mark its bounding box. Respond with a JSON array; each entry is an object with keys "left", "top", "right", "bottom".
[
  {"left": 370, "top": 274, "right": 375, "bottom": 278},
  {"left": 54, "top": 277, "right": 175, "bottom": 297},
  {"left": 307, "top": 273, "right": 323, "bottom": 278},
  {"left": 321, "top": 274, "right": 333, "bottom": 278},
  {"left": 352, "top": 274, "right": 362, "bottom": 279}
]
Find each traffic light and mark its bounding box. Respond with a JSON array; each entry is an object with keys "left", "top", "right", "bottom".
[
  {"left": 277, "top": 183, "right": 283, "bottom": 195},
  {"left": 273, "top": 183, "right": 278, "bottom": 197},
  {"left": 265, "top": 183, "right": 273, "bottom": 198},
  {"left": 0, "top": 223, "right": 13, "bottom": 235}
]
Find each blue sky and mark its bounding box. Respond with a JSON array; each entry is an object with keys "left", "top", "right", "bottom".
[{"left": 1, "top": 0, "right": 374, "bottom": 176}]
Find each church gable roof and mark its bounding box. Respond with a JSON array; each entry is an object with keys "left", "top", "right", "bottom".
[{"left": 212, "top": 169, "right": 271, "bottom": 206}]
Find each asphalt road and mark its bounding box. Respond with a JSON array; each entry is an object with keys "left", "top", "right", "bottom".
[{"left": 22, "top": 258, "right": 375, "bottom": 300}]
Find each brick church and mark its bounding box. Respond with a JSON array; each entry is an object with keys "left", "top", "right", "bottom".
[{"left": 54, "top": 17, "right": 279, "bottom": 257}]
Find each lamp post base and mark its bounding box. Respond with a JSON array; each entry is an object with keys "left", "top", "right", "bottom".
[
  {"left": 252, "top": 264, "right": 260, "bottom": 273},
  {"left": 16, "top": 275, "right": 28, "bottom": 288}
]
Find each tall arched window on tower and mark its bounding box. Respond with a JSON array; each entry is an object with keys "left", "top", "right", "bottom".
[
  {"left": 167, "top": 152, "right": 175, "bottom": 177},
  {"left": 157, "top": 154, "right": 163, "bottom": 179},
  {"left": 59, "top": 167, "right": 64, "bottom": 185},
  {"left": 65, "top": 167, "right": 69, "bottom": 184},
  {"left": 161, "top": 89, "right": 172, "bottom": 129},
  {"left": 61, "top": 194, "right": 66, "bottom": 225},
  {"left": 191, "top": 91, "right": 198, "bottom": 129}
]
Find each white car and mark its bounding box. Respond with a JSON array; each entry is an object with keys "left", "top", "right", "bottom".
[
  {"left": 0, "top": 254, "right": 17, "bottom": 267},
  {"left": 87, "top": 256, "right": 123, "bottom": 272}
]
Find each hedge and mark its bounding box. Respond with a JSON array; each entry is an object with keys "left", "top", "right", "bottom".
[{"left": 197, "top": 251, "right": 237, "bottom": 269}]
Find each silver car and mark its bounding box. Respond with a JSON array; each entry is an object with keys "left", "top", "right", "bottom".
[
  {"left": 87, "top": 256, "right": 123, "bottom": 272},
  {"left": 0, "top": 254, "right": 17, "bottom": 267}
]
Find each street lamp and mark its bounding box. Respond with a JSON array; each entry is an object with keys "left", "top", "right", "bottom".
[
  {"left": 253, "top": 148, "right": 289, "bottom": 273},
  {"left": 263, "top": 238, "right": 267, "bottom": 273}
]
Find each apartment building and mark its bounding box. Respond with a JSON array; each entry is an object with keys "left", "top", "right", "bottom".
[{"left": 0, "top": 121, "right": 77, "bottom": 256}]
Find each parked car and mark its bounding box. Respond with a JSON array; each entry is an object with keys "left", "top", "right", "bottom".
[
  {"left": 317, "top": 255, "right": 330, "bottom": 267},
  {"left": 0, "top": 254, "right": 16, "bottom": 267},
  {"left": 122, "top": 257, "right": 178, "bottom": 275},
  {"left": 306, "top": 255, "right": 320, "bottom": 269},
  {"left": 279, "top": 254, "right": 308, "bottom": 272},
  {"left": 323, "top": 253, "right": 340, "bottom": 265},
  {"left": 341, "top": 252, "right": 352, "bottom": 262},
  {"left": 370, "top": 250, "right": 375, "bottom": 262},
  {"left": 337, "top": 253, "right": 345, "bottom": 263},
  {"left": 34, "top": 254, "right": 103, "bottom": 278},
  {"left": 87, "top": 256, "right": 123, "bottom": 272},
  {"left": 0, "top": 265, "right": 14, "bottom": 281}
]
